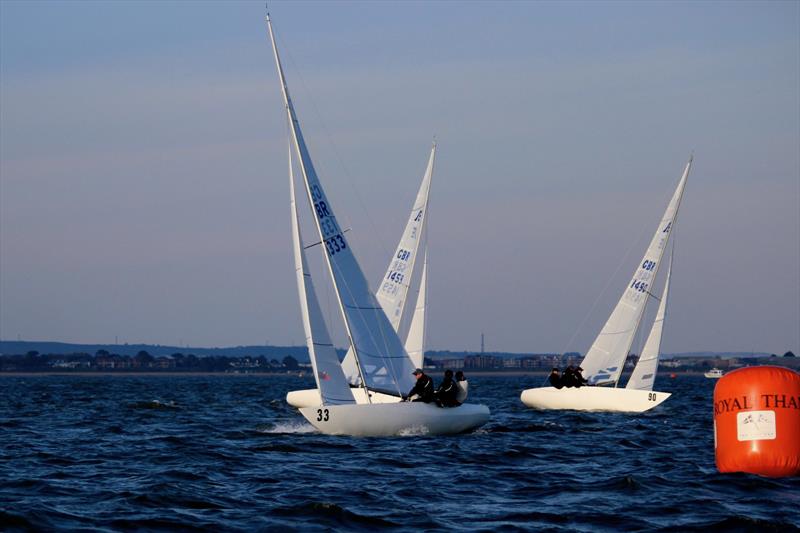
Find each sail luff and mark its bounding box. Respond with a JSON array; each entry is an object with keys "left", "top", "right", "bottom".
[
  {"left": 626, "top": 245, "right": 673, "bottom": 391},
  {"left": 405, "top": 248, "right": 428, "bottom": 369},
  {"left": 289, "top": 144, "right": 355, "bottom": 405},
  {"left": 580, "top": 156, "right": 692, "bottom": 386}
]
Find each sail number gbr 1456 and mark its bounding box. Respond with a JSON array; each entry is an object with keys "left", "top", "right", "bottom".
[{"left": 630, "top": 259, "right": 657, "bottom": 293}]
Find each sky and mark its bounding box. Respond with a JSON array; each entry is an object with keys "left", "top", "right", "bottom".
[{"left": 1, "top": 1, "right": 798, "bottom": 356}]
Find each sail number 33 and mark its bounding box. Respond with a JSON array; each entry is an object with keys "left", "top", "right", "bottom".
[{"left": 316, "top": 408, "right": 330, "bottom": 421}]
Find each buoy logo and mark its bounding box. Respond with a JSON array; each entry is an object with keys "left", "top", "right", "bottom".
[{"left": 736, "top": 410, "right": 776, "bottom": 441}]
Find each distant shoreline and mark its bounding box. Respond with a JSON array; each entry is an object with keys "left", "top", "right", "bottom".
[
  {"left": 0, "top": 372, "right": 302, "bottom": 377},
  {"left": 0, "top": 370, "right": 728, "bottom": 378}
]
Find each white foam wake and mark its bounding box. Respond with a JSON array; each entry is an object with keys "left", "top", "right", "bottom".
[{"left": 259, "top": 421, "right": 318, "bottom": 434}]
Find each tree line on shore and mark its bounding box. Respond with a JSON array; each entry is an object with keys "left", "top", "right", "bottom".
[{"left": 0, "top": 350, "right": 301, "bottom": 373}]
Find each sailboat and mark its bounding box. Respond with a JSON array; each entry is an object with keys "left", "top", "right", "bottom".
[
  {"left": 521, "top": 157, "right": 692, "bottom": 412},
  {"left": 268, "top": 13, "right": 489, "bottom": 435},
  {"left": 286, "top": 143, "right": 435, "bottom": 408}
]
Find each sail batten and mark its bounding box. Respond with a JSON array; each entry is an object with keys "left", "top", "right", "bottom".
[{"left": 580, "top": 157, "right": 691, "bottom": 386}]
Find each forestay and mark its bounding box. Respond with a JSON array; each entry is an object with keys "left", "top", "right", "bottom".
[
  {"left": 626, "top": 247, "right": 673, "bottom": 391},
  {"left": 289, "top": 151, "right": 355, "bottom": 405},
  {"left": 580, "top": 157, "right": 691, "bottom": 386},
  {"left": 341, "top": 144, "right": 435, "bottom": 382},
  {"left": 269, "top": 15, "right": 416, "bottom": 398}
]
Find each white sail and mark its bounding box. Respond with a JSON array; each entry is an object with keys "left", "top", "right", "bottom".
[
  {"left": 404, "top": 249, "right": 427, "bottom": 369},
  {"left": 268, "top": 15, "right": 416, "bottom": 398},
  {"left": 340, "top": 143, "right": 435, "bottom": 382},
  {"left": 626, "top": 246, "right": 673, "bottom": 391},
  {"left": 289, "top": 149, "right": 355, "bottom": 405},
  {"left": 581, "top": 157, "right": 692, "bottom": 386},
  {"left": 377, "top": 143, "right": 435, "bottom": 330}
]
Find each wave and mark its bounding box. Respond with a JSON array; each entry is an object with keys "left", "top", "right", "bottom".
[
  {"left": 270, "top": 502, "right": 398, "bottom": 528},
  {"left": 127, "top": 400, "right": 179, "bottom": 410}
]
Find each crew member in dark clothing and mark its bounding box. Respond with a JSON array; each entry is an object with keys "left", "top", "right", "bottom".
[
  {"left": 562, "top": 365, "right": 577, "bottom": 388},
  {"left": 435, "top": 369, "right": 460, "bottom": 407},
  {"left": 548, "top": 368, "right": 563, "bottom": 389},
  {"left": 574, "top": 366, "right": 588, "bottom": 387},
  {"left": 404, "top": 368, "right": 434, "bottom": 403}
]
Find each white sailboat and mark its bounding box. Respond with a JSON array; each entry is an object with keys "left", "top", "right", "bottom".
[
  {"left": 286, "top": 144, "right": 435, "bottom": 408},
  {"left": 521, "top": 157, "right": 692, "bottom": 412},
  {"left": 268, "top": 13, "right": 489, "bottom": 435}
]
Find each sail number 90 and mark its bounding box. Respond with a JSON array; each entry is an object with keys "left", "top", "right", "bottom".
[
  {"left": 647, "top": 393, "right": 657, "bottom": 402},
  {"left": 316, "top": 408, "right": 330, "bottom": 421}
]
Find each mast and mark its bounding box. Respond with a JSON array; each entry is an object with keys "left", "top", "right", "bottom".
[{"left": 267, "top": 12, "right": 372, "bottom": 402}]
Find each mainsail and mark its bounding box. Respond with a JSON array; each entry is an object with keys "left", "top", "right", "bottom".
[
  {"left": 580, "top": 157, "right": 691, "bottom": 386},
  {"left": 340, "top": 143, "right": 435, "bottom": 382},
  {"left": 289, "top": 149, "right": 355, "bottom": 405},
  {"left": 269, "top": 14, "right": 416, "bottom": 398},
  {"left": 626, "top": 246, "right": 673, "bottom": 391}
]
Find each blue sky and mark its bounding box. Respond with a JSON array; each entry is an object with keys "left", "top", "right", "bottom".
[{"left": 1, "top": 1, "right": 798, "bottom": 355}]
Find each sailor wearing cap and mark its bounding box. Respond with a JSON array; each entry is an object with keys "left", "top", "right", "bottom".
[{"left": 403, "top": 368, "right": 435, "bottom": 403}]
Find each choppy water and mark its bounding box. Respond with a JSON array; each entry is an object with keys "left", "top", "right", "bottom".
[{"left": 1, "top": 374, "right": 798, "bottom": 531}]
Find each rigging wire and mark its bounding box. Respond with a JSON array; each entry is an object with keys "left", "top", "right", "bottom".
[
  {"left": 561, "top": 168, "right": 688, "bottom": 367},
  {"left": 275, "top": 30, "right": 392, "bottom": 263}
]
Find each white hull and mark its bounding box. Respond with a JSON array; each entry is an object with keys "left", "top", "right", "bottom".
[
  {"left": 299, "top": 402, "right": 490, "bottom": 437},
  {"left": 520, "top": 386, "right": 670, "bottom": 413},
  {"left": 286, "top": 388, "right": 401, "bottom": 408}
]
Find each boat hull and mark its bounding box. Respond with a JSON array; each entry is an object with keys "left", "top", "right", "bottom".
[
  {"left": 286, "top": 388, "right": 401, "bottom": 408},
  {"left": 520, "top": 386, "right": 670, "bottom": 413},
  {"left": 299, "top": 402, "right": 490, "bottom": 436}
]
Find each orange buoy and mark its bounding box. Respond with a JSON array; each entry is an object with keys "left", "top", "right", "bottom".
[
  {"left": 713, "top": 366, "right": 800, "bottom": 477},
  {"left": 670, "top": 373, "right": 677, "bottom": 379}
]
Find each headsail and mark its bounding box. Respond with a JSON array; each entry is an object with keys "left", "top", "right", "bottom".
[
  {"left": 580, "top": 156, "right": 692, "bottom": 386},
  {"left": 626, "top": 246, "right": 673, "bottom": 391},
  {"left": 341, "top": 143, "right": 436, "bottom": 382},
  {"left": 404, "top": 249, "right": 428, "bottom": 369},
  {"left": 269, "top": 14, "right": 416, "bottom": 398},
  {"left": 289, "top": 148, "right": 355, "bottom": 405}
]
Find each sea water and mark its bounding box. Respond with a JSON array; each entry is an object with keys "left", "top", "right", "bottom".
[{"left": 1, "top": 375, "right": 798, "bottom": 531}]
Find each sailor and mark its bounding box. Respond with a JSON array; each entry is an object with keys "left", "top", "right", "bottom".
[
  {"left": 548, "top": 368, "right": 563, "bottom": 389},
  {"left": 455, "top": 370, "right": 469, "bottom": 403},
  {"left": 404, "top": 368, "right": 434, "bottom": 403},
  {"left": 435, "top": 369, "right": 460, "bottom": 407},
  {"left": 574, "top": 366, "right": 588, "bottom": 387},
  {"left": 562, "top": 365, "right": 577, "bottom": 388}
]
